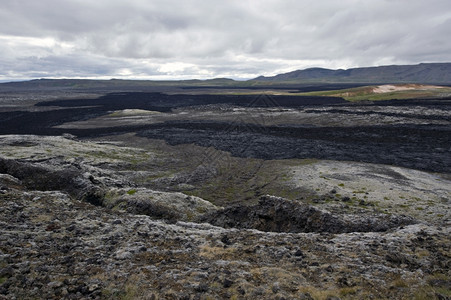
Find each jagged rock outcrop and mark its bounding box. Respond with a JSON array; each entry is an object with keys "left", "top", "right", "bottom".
[
  {"left": 0, "top": 157, "right": 105, "bottom": 204},
  {"left": 103, "top": 188, "right": 217, "bottom": 222},
  {"left": 0, "top": 135, "right": 217, "bottom": 222}
]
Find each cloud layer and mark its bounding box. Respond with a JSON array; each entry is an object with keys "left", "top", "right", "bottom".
[{"left": 1, "top": 0, "right": 450, "bottom": 80}]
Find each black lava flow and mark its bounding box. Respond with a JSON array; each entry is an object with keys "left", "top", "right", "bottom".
[{"left": 0, "top": 92, "right": 450, "bottom": 173}]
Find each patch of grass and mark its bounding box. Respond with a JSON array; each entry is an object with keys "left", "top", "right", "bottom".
[
  {"left": 298, "top": 158, "right": 319, "bottom": 165},
  {"left": 391, "top": 277, "right": 408, "bottom": 288},
  {"left": 409, "top": 273, "right": 451, "bottom": 299},
  {"left": 117, "top": 281, "right": 144, "bottom": 300},
  {"left": 176, "top": 156, "right": 314, "bottom": 206},
  {"left": 339, "top": 287, "right": 358, "bottom": 297},
  {"left": 294, "top": 85, "right": 451, "bottom": 101},
  {"left": 429, "top": 287, "right": 451, "bottom": 297},
  {"left": 199, "top": 244, "right": 236, "bottom": 259},
  {"left": 88, "top": 150, "right": 123, "bottom": 161},
  {"left": 127, "top": 189, "right": 137, "bottom": 195},
  {"left": 416, "top": 250, "right": 430, "bottom": 258},
  {"left": 298, "top": 286, "right": 341, "bottom": 300}
]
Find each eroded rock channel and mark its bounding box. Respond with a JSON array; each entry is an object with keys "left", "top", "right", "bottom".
[{"left": 199, "top": 195, "right": 415, "bottom": 234}]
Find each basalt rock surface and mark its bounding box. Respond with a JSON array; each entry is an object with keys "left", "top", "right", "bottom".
[
  {"left": 1, "top": 185, "right": 449, "bottom": 299},
  {"left": 0, "top": 135, "right": 450, "bottom": 299}
]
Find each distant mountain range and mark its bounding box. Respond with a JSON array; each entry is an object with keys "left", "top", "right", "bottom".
[
  {"left": 1, "top": 63, "right": 450, "bottom": 88},
  {"left": 254, "top": 63, "right": 451, "bottom": 84}
]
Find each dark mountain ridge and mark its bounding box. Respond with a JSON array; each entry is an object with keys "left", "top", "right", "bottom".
[
  {"left": 254, "top": 62, "right": 451, "bottom": 84},
  {"left": 0, "top": 63, "right": 450, "bottom": 88}
]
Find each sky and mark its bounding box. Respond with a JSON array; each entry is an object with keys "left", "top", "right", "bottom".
[{"left": 1, "top": 0, "right": 450, "bottom": 81}]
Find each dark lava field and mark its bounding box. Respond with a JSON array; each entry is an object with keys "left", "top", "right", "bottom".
[
  {"left": 1, "top": 83, "right": 450, "bottom": 299},
  {"left": 1, "top": 90, "right": 450, "bottom": 173}
]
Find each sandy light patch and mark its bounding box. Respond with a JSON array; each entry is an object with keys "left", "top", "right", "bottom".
[
  {"left": 372, "top": 84, "right": 445, "bottom": 94},
  {"left": 108, "top": 109, "right": 161, "bottom": 116}
]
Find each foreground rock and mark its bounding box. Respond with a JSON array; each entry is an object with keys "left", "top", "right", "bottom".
[
  {"left": 1, "top": 186, "right": 450, "bottom": 299},
  {"left": 0, "top": 135, "right": 450, "bottom": 299}
]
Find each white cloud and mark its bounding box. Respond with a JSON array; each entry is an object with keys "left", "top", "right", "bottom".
[{"left": 1, "top": 0, "right": 450, "bottom": 80}]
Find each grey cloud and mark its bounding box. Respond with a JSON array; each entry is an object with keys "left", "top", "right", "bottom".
[{"left": 1, "top": 0, "right": 450, "bottom": 80}]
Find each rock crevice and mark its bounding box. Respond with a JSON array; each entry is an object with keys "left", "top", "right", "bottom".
[{"left": 199, "top": 195, "right": 416, "bottom": 233}]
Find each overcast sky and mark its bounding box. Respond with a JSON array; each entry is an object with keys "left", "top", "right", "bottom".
[{"left": 1, "top": 0, "right": 450, "bottom": 81}]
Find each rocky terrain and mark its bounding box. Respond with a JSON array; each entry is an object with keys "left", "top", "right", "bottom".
[
  {"left": 0, "top": 84, "right": 450, "bottom": 299},
  {"left": 0, "top": 134, "right": 449, "bottom": 299}
]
